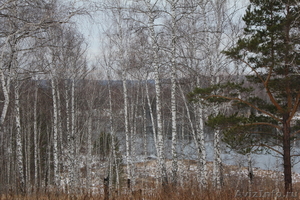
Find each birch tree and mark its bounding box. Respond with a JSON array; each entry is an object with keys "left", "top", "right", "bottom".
[
  {"left": 14, "top": 79, "right": 25, "bottom": 194},
  {"left": 143, "top": 0, "right": 168, "bottom": 185},
  {"left": 206, "top": 0, "right": 228, "bottom": 188},
  {"left": 103, "top": 0, "right": 134, "bottom": 188},
  {"left": 66, "top": 31, "right": 88, "bottom": 193},
  {"left": 0, "top": 0, "right": 87, "bottom": 192},
  {"left": 50, "top": 76, "right": 60, "bottom": 187},
  {"left": 165, "top": 0, "right": 179, "bottom": 185},
  {"left": 163, "top": 0, "right": 201, "bottom": 186},
  {"left": 33, "top": 82, "right": 39, "bottom": 189},
  {"left": 175, "top": 1, "right": 209, "bottom": 187},
  {"left": 107, "top": 69, "right": 121, "bottom": 190}
]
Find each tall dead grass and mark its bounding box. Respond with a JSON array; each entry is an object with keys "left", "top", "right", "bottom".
[{"left": 1, "top": 176, "right": 299, "bottom": 200}]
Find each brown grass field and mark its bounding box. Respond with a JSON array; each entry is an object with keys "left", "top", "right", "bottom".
[
  {"left": 0, "top": 181, "right": 299, "bottom": 200},
  {"left": 1, "top": 160, "right": 299, "bottom": 200},
  {"left": 1, "top": 183, "right": 299, "bottom": 200}
]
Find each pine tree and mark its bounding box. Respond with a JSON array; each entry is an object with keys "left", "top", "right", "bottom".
[{"left": 190, "top": 0, "right": 300, "bottom": 194}]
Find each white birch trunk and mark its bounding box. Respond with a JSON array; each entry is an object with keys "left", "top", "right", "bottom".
[
  {"left": 0, "top": 69, "right": 10, "bottom": 127},
  {"left": 63, "top": 80, "right": 71, "bottom": 189},
  {"left": 147, "top": 9, "right": 168, "bottom": 184},
  {"left": 196, "top": 105, "right": 208, "bottom": 187},
  {"left": 122, "top": 71, "right": 132, "bottom": 188},
  {"left": 145, "top": 79, "right": 157, "bottom": 149},
  {"left": 0, "top": 38, "right": 12, "bottom": 127},
  {"left": 6, "top": 127, "right": 12, "bottom": 186},
  {"left": 130, "top": 103, "right": 135, "bottom": 188},
  {"left": 56, "top": 84, "right": 63, "bottom": 186},
  {"left": 142, "top": 85, "right": 148, "bottom": 159},
  {"left": 170, "top": 0, "right": 178, "bottom": 185},
  {"left": 196, "top": 77, "right": 208, "bottom": 187},
  {"left": 179, "top": 78, "right": 208, "bottom": 187},
  {"left": 25, "top": 113, "right": 30, "bottom": 192},
  {"left": 15, "top": 81, "right": 25, "bottom": 193},
  {"left": 47, "top": 127, "right": 51, "bottom": 189},
  {"left": 211, "top": 1, "right": 226, "bottom": 188},
  {"left": 65, "top": 80, "right": 71, "bottom": 191},
  {"left": 107, "top": 72, "right": 120, "bottom": 189},
  {"left": 210, "top": 0, "right": 226, "bottom": 189},
  {"left": 212, "top": 75, "right": 223, "bottom": 189},
  {"left": 70, "top": 78, "right": 76, "bottom": 191},
  {"left": 75, "top": 108, "right": 81, "bottom": 187},
  {"left": 0, "top": 40, "right": 14, "bottom": 187},
  {"left": 108, "top": 151, "right": 113, "bottom": 190},
  {"left": 38, "top": 127, "right": 42, "bottom": 189},
  {"left": 86, "top": 111, "right": 92, "bottom": 190},
  {"left": 0, "top": 48, "right": 13, "bottom": 190},
  {"left": 51, "top": 77, "right": 59, "bottom": 187},
  {"left": 178, "top": 84, "right": 201, "bottom": 182},
  {"left": 142, "top": 86, "right": 148, "bottom": 188},
  {"left": 130, "top": 89, "right": 139, "bottom": 189},
  {"left": 66, "top": 79, "right": 75, "bottom": 193},
  {"left": 213, "top": 128, "right": 222, "bottom": 189},
  {"left": 33, "top": 84, "right": 38, "bottom": 188}
]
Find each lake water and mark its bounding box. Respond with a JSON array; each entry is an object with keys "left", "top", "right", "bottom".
[{"left": 117, "top": 131, "right": 300, "bottom": 174}]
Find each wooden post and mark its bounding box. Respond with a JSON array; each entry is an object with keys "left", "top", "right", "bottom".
[
  {"left": 127, "top": 178, "right": 131, "bottom": 189},
  {"left": 104, "top": 177, "right": 109, "bottom": 200}
]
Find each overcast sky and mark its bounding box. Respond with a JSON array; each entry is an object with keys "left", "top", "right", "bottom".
[{"left": 74, "top": 0, "right": 248, "bottom": 66}]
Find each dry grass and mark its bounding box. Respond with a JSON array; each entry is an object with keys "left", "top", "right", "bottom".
[
  {"left": 2, "top": 160, "right": 299, "bottom": 199},
  {"left": 1, "top": 177, "right": 299, "bottom": 200},
  {"left": 0, "top": 189, "right": 298, "bottom": 200}
]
